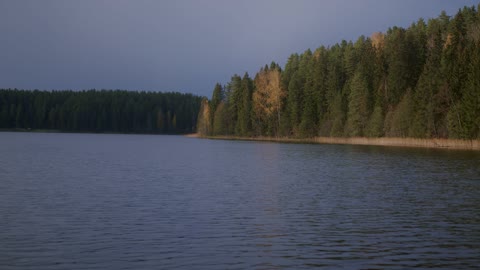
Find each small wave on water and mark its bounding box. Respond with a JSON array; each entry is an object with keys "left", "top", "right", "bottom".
[{"left": 1, "top": 132, "right": 479, "bottom": 269}]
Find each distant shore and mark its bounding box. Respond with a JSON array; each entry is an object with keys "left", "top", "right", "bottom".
[
  {"left": 187, "top": 134, "right": 480, "bottom": 150},
  {"left": 0, "top": 129, "right": 193, "bottom": 136},
  {"left": 0, "top": 128, "right": 63, "bottom": 133}
]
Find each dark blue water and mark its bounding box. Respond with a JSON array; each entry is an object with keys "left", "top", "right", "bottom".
[{"left": 1, "top": 132, "right": 479, "bottom": 269}]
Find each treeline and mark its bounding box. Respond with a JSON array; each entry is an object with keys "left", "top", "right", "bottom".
[
  {"left": 198, "top": 6, "right": 480, "bottom": 140},
  {"left": 0, "top": 89, "right": 202, "bottom": 134}
]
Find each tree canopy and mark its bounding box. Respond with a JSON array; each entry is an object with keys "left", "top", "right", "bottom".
[
  {"left": 199, "top": 6, "right": 480, "bottom": 140},
  {"left": 0, "top": 89, "right": 202, "bottom": 134}
]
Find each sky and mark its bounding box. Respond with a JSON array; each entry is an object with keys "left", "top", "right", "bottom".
[{"left": 0, "top": 0, "right": 478, "bottom": 97}]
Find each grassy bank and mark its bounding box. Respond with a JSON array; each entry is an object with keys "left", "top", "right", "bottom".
[{"left": 188, "top": 134, "right": 480, "bottom": 150}]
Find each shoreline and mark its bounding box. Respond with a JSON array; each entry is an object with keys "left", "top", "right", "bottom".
[
  {"left": 0, "top": 129, "right": 193, "bottom": 136},
  {"left": 188, "top": 134, "right": 480, "bottom": 151}
]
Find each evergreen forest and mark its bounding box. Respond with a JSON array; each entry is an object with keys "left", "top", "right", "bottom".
[
  {"left": 0, "top": 89, "right": 202, "bottom": 134},
  {"left": 198, "top": 6, "right": 480, "bottom": 140}
]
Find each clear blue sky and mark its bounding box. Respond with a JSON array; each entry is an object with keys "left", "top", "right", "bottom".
[{"left": 0, "top": 0, "right": 478, "bottom": 97}]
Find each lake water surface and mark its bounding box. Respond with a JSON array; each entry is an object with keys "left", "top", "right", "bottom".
[{"left": 1, "top": 132, "right": 479, "bottom": 269}]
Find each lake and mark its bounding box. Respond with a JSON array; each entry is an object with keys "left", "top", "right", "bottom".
[{"left": 1, "top": 132, "right": 479, "bottom": 269}]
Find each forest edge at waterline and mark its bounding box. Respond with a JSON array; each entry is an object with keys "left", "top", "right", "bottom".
[
  {"left": 187, "top": 134, "right": 480, "bottom": 151},
  {"left": 2, "top": 6, "right": 480, "bottom": 147},
  {"left": 0, "top": 89, "right": 202, "bottom": 134},
  {"left": 197, "top": 6, "right": 480, "bottom": 142}
]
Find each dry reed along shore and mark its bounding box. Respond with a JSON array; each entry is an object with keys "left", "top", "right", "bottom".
[{"left": 187, "top": 134, "right": 480, "bottom": 150}]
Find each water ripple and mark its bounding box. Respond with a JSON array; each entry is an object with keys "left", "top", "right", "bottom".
[{"left": 0, "top": 133, "right": 479, "bottom": 269}]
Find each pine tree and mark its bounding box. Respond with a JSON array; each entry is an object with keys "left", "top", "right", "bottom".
[
  {"left": 387, "top": 90, "right": 414, "bottom": 137},
  {"left": 366, "top": 105, "right": 384, "bottom": 137},
  {"left": 237, "top": 73, "right": 253, "bottom": 136},
  {"left": 286, "top": 50, "right": 311, "bottom": 135},
  {"left": 225, "top": 74, "right": 242, "bottom": 135},
  {"left": 210, "top": 83, "right": 224, "bottom": 128},
  {"left": 384, "top": 27, "right": 409, "bottom": 105},
  {"left": 330, "top": 91, "right": 346, "bottom": 137},
  {"left": 212, "top": 102, "right": 227, "bottom": 135},
  {"left": 448, "top": 41, "right": 480, "bottom": 139},
  {"left": 299, "top": 55, "right": 317, "bottom": 137},
  {"left": 345, "top": 70, "right": 370, "bottom": 137}
]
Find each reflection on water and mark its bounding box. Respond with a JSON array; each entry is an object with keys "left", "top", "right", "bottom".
[{"left": 0, "top": 132, "right": 479, "bottom": 269}]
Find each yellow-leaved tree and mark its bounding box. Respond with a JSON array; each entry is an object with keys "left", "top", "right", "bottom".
[
  {"left": 196, "top": 98, "right": 211, "bottom": 136},
  {"left": 253, "top": 64, "right": 285, "bottom": 136}
]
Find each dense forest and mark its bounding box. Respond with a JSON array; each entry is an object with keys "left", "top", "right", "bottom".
[
  {"left": 198, "top": 6, "right": 480, "bottom": 140},
  {"left": 0, "top": 89, "right": 202, "bottom": 134}
]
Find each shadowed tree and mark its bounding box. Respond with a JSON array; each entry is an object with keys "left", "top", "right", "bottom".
[
  {"left": 210, "top": 83, "right": 224, "bottom": 129},
  {"left": 345, "top": 70, "right": 370, "bottom": 137},
  {"left": 237, "top": 73, "right": 254, "bottom": 136},
  {"left": 386, "top": 89, "right": 414, "bottom": 137},
  {"left": 212, "top": 102, "right": 227, "bottom": 135}
]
